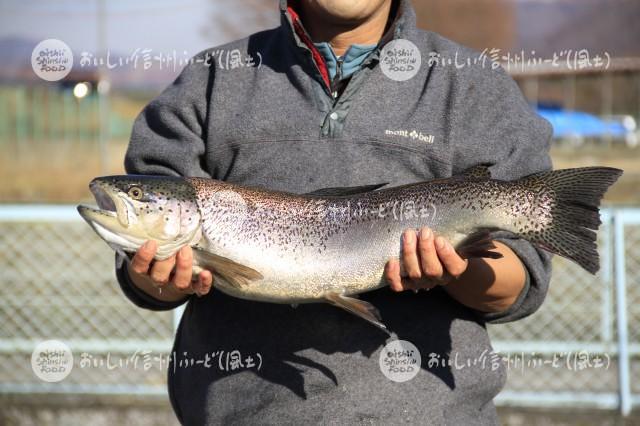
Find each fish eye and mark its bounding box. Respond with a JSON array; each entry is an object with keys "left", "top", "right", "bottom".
[{"left": 128, "top": 186, "right": 144, "bottom": 200}]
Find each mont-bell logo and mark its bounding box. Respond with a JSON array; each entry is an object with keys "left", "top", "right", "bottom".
[{"left": 385, "top": 129, "right": 435, "bottom": 144}]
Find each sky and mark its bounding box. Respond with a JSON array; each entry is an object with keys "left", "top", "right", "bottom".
[
  {"left": 4, "top": 0, "right": 638, "bottom": 58},
  {"left": 0, "top": 0, "right": 237, "bottom": 57}
]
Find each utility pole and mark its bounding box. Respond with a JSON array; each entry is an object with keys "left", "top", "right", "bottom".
[{"left": 97, "top": 0, "right": 110, "bottom": 175}]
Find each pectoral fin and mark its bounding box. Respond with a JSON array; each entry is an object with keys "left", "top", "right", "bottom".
[
  {"left": 193, "top": 248, "right": 263, "bottom": 288},
  {"left": 324, "top": 291, "right": 388, "bottom": 331}
]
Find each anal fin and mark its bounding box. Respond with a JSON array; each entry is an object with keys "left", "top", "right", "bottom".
[{"left": 325, "top": 291, "right": 388, "bottom": 331}]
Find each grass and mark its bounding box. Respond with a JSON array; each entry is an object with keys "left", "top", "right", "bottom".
[
  {"left": 0, "top": 139, "right": 128, "bottom": 203},
  {"left": 550, "top": 143, "right": 640, "bottom": 205},
  {"left": 0, "top": 140, "right": 638, "bottom": 204}
]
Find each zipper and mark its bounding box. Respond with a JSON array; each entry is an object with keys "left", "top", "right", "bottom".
[{"left": 331, "top": 57, "right": 344, "bottom": 100}]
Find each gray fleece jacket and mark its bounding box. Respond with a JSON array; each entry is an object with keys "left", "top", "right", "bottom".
[{"left": 115, "top": 0, "right": 553, "bottom": 424}]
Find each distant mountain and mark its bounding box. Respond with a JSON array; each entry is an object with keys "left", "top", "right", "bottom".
[
  {"left": 0, "top": 36, "right": 35, "bottom": 65},
  {"left": 0, "top": 36, "right": 187, "bottom": 89},
  {"left": 0, "top": 37, "right": 39, "bottom": 83}
]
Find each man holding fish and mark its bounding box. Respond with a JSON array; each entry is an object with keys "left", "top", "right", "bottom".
[{"left": 94, "top": 0, "right": 617, "bottom": 424}]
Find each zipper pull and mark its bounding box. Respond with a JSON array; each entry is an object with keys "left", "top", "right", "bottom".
[{"left": 331, "top": 57, "right": 344, "bottom": 99}]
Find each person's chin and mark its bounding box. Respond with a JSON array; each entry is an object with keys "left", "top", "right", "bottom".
[{"left": 313, "top": 0, "right": 381, "bottom": 23}]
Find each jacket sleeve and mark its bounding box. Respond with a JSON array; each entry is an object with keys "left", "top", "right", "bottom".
[
  {"left": 451, "top": 63, "right": 554, "bottom": 324},
  {"left": 114, "top": 51, "right": 214, "bottom": 311},
  {"left": 115, "top": 253, "right": 190, "bottom": 311}
]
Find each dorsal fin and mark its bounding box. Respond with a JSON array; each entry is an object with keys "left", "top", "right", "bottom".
[
  {"left": 459, "top": 165, "right": 492, "bottom": 180},
  {"left": 304, "top": 183, "right": 388, "bottom": 197}
]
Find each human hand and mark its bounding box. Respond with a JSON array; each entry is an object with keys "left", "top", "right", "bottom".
[
  {"left": 127, "top": 240, "right": 213, "bottom": 300},
  {"left": 384, "top": 227, "right": 468, "bottom": 292}
]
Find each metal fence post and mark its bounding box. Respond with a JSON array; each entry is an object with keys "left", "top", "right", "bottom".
[
  {"left": 0, "top": 86, "right": 7, "bottom": 144},
  {"left": 601, "top": 210, "right": 613, "bottom": 345},
  {"left": 614, "top": 210, "right": 631, "bottom": 416},
  {"left": 15, "top": 85, "right": 27, "bottom": 156}
]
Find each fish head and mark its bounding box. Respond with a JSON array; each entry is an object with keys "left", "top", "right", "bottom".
[{"left": 77, "top": 175, "right": 202, "bottom": 259}]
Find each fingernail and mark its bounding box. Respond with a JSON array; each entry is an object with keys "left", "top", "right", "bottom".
[
  {"left": 436, "top": 237, "right": 446, "bottom": 250},
  {"left": 404, "top": 230, "right": 415, "bottom": 243},
  {"left": 420, "top": 227, "right": 432, "bottom": 241}
]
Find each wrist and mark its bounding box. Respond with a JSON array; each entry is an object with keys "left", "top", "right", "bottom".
[{"left": 441, "top": 242, "right": 526, "bottom": 313}]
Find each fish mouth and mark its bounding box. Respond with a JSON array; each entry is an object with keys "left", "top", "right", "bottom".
[
  {"left": 93, "top": 182, "right": 118, "bottom": 215},
  {"left": 77, "top": 180, "right": 131, "bottom": 230},
  {"left": 77, "top": 180, "right": 143, "bottom": 253}
]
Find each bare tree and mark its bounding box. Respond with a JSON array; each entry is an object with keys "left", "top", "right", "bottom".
[
  {"left": 413, "top": 0, "right": 516, "bottom": 52},
  {"left": 202, "top": 0, "right": 279, "bottom": 44}
]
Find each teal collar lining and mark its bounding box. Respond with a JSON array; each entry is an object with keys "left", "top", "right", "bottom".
[{"left": 313, "top": 42, "right": 377, "bottom": 81}]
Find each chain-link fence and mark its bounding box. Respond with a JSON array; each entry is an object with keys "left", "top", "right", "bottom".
[
  {"left": 0, "top": 206, "right": 638, "bottom": 414},
  {"left": 0, "top": 206, "right": 175, "bottom": 397}
]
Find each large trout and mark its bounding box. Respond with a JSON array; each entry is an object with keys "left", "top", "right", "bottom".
[{"left": 78, "top": 166, "right": 622, "bottom": 329}]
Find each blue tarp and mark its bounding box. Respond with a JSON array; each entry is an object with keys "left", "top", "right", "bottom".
[{"left": 536, "top": 106, "right": 627, "bottom": 138}]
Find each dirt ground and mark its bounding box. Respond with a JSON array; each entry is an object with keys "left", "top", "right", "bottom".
[{"left": 1, "top": 394, "right": 640, "bottom": 426}]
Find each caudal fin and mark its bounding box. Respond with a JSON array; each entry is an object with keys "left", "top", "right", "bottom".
[{"left": 520, "top": 167, "right": 622, "bottom": 274}]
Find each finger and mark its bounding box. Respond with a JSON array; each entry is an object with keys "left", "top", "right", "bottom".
[
  {"left": 418, "top": 227, "right": 443, "bottom": 279},
  {"left": 390, "top": 266, "right": 435, "bottom": 292},
  {"left": 435, "top": 236, "right": 469, "bottom": 279},
  {"left": 130, "top": 240, "right": 157, "bottom": 275},
  {"left": 173, "top": 246, "right": 194, "bottom": 291},
  {"left": 384, "top": 259, "right": 403, "bottom": 292},
  {"left": 401, "top": 229, "right": 422, "bottom": 281},
  {"left": 149, "top": 255, "right": 176, "bottom": 287},
  {"left": 401, "top": 277, "right": 439, "bottom": 291},
  {"left": 194, "top": 270, "right": 214, "bottom": 296},
  {"left": 200, "top": 270, "right": 213, "bottom": 294}
]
